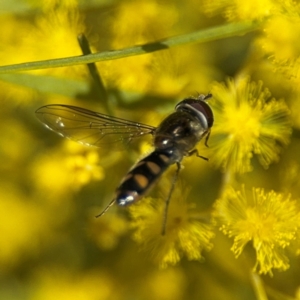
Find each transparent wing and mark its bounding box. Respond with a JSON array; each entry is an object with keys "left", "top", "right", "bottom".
[{"left": 35, "top": 104, "right": 156, "bottom": 147}]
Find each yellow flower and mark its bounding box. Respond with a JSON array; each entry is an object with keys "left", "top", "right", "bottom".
[
  {"left": 99, "top": 0, "right": 194, "bottom": 97},
  {"left": 0, "top": 0, "right": 84, "bottom": 77},
  {"left": 129, "top": 188, "right": 214, "bottom": 268},
  {"left": 208, "top": 78, "right": 291, "bottom": 173},
  {"left": 204, "top": 1, "right": 300, "bottom": 87},
  {"left": 256, "top": 2, "right": 300, "bottom": 85},
  {"left": 0, "top": 0, "right": 85, "bottom": 105},
  {"left": 64, "top": 149, "right": 104, "bottom": 188},
  {"left": 203, "top": 0, "right": 274, "bottom": 21},
  {"left": 31, "top": 140, "right": 104, "bottom": 197},
  {"left": 214, "top": 186, "right": 299, "bottom": 275}
]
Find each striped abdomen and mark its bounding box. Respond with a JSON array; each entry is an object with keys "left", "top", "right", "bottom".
[{"left": 115, "top": 151, "right": 173, "bottom": 206}]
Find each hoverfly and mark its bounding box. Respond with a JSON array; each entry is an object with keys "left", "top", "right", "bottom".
[{"left": 36, "top": 94, "right": 214, "bottom": 234}]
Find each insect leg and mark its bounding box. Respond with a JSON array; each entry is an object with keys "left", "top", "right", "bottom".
[
  {"left": 95, "top": 198, "right": 116, "bottom": 218},
  {"left": 161, "top": 162, "right": 181, "bottom": 235},
  {"left": 204, "top": 129, "right": 211, "bottom": 147},
  {"left": 188, "top": 149, "right": 208, "bottom": 161}
]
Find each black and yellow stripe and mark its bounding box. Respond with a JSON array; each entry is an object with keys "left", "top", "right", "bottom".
[{"left": 115, "top": 151, "right": 173, "bottom": 206}]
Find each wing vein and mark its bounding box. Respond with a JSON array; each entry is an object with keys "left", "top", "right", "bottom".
[{"left": 36, "top": 104, "right": 156, "bottom": 147}]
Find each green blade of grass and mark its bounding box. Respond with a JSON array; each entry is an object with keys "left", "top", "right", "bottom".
[{"left": 0, "top": 20, "right": 261, "bottom": 73}]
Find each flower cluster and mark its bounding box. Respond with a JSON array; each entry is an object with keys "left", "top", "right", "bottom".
[
  {"left": 214, "top": 186, "right": 299, "bottom": 275},
  {"left": 129, "top": 188, "right": 214, "bottom": 268},
  {"left": 208, "top": 78, "right": 291, "bottom": 173}
]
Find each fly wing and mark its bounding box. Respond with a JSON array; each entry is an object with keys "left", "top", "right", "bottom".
[{"left": 35, "top": 104, "right": 156, "bottom": 147}]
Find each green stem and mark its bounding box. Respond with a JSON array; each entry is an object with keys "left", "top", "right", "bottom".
[
  {"left": 251, "top": 272, "right": 268, "bottom": 300},
  {"left": 0, "top": 21, "right": 261, "bottom": 73}
]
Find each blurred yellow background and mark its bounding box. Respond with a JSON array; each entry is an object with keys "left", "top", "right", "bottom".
[{"left": 1, "top": 0, "right": 300, "bottom": 299}]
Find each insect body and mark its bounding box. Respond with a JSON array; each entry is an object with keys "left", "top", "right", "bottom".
[{"left": 36, "top": 94, "right": 214, "bottom": 231}]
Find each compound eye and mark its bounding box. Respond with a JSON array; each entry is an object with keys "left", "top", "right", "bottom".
[
  {"left": 176, "top": 97, "right": 214, "bottom": 128},
  {"left": 188, "top": 101, "right": 214, "bottom": 128}
]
